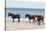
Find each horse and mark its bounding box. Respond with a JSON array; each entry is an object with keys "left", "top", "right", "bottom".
[
  {"left": 8, "top": 13, "right": 20, "bottom": 23},
  {"left": 32, "top": 15, "right": 44, "bottom": 25},
  {"left": 35, "top": 15, "right": 44, "bottom": 25},
  {"left": 25, "top": 14, "right": 35, "bottom": 23}
]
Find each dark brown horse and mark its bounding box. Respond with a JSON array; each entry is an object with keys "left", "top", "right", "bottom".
[
  {"left": 8, "top": 13, "right": 20, "bottom": 23},
  {"left": 32, "top": 15, "right": 44, "bottom": 25},
  {"left": 25, "top": 14, "right": 35, "bottom": 23},
  {"left": 35, "top": 15, "right": 44, "bottom": 25}
]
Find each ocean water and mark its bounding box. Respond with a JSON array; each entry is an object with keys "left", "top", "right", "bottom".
[{"left": 6, "top": 8, "right": 45, "bottom": 22}]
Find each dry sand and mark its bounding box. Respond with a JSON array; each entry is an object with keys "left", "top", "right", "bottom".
[{"left": 6, "top": 21, "right": 45, "bottom": 31}]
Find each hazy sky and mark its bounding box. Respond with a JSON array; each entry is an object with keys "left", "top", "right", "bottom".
[{"left": 6, "top": 0, "right": 44, "bottom": 8}]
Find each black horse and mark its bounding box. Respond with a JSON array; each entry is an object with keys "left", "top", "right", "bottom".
[
  {"left": 8, "top": 13, "right": 20, "bottom": 23},
  {"left": 25, "top": 14, "right": 35, "bottom": 23}
]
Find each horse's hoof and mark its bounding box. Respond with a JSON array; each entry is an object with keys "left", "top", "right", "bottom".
[
  {"left": 38, "top": 24, "right": 40, "bottom": 25},
  {"left": 18, "top": 21, "right": 20, "bottom": 23},
  {"left": 13, "top": 21, "right": 14, "bottom": 23},
  {"left": 29, "top": 22, "right": 31, "bottom": 24}
]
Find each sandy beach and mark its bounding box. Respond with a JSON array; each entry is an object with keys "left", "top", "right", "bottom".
[{"left": 6, "top": 21, "right": 45, "bottom": 31}]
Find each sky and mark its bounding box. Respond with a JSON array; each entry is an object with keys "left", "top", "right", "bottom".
[{"left": 6, "top": 0, "right": 44, "bottom": 8}]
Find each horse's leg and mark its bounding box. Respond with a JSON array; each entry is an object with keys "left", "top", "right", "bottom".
[
  {"left": 18, "top": 18, "right": 20, "bottom": 23},
  {"left": 33, "top": 19, "right": 34, "bottom": 23},
  {"left": 13, "top": 18, "right": 14, "bottom": 23},
  {"left": 42, "top": 19, "right": 44, "bottom": 24},
  {"left": 33, "top": 19, "right": 35, "bottom": 23},
  {"left": 29, "top": 19, "right": 31, "bottom": 23},
  {"left": 38, "top": 20, "right": 40, "bottom": 25}
]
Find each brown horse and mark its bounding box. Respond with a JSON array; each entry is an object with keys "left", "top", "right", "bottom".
[
  {"left": 32, "top": 15, "right": 44, "bottom": 25},
  {"left": 8, "top": 13, "right": 20, "bottom": 23},
  {"left": 36, "top": 15, "right": 44, "bottom": 25}
]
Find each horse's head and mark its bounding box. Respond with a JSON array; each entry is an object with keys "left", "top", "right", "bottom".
[
  {"left": 25, "top": 14, "right": 30, "bottom": 18},
  {"left": 8, "top": 13, "right": 11, "bottom": 17}
]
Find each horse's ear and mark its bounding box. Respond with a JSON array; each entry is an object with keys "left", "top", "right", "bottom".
[{"left": 9, "top": 13, "right": 10, "bottom": 14}]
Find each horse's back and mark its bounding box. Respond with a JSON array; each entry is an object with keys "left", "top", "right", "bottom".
[{"left": 14, "top": 15, "right": 20, "bottom": 18}]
